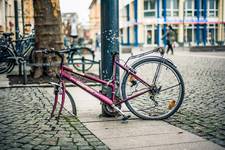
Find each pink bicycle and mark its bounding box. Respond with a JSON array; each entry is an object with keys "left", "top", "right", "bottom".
[{"left": 42, "top": 47, "right": 184, "bottom": 121}]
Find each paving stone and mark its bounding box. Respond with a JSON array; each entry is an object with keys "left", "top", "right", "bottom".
[
  {"left": 41, "top": 137, "right": 58, "bottom": 146},
  {"left": 21, "top": 144, "right": 34, "bottom": 150},
  {"left": 0, "top": 88, "right": 108, "bottom": 149},
  {"left": 94, "top": 145, "right": 110, "bottom": 150},
  {"left": 77, "top": 145, "right": 93, "bottom": 150},
  {"left": 48, "top": 146, "right": 61, "bottom": 150},
  {"left": 60, "top": 145, "right": 78, "bottom": 150},
  {"left": 164, "top": 55, "right": 225, "bottom": 148},
  {"left": 33, "top": 145, "right": 50, "bottom": 150},
  {"left": 30, "top": 138, "right": 45, "bottom": 145}
]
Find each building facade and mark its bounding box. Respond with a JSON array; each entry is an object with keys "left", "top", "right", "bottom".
[
  {"left": 120, "top": 0, "right": 225, "bottom": 47},
  {"left": 0, "top": 0, "right": 33, "bottom": 34},
  {"left": 0, "top": 0, "right": 16, "bottom": 33},
  {"left": 89, "top": 0, "right": 101, "bottom": 43}
]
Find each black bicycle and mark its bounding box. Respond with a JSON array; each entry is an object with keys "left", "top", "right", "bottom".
[
  {"left": 65, "top": 37, "right": 95, "bottom": 72},
  {"left": 0, "top": 31, "right": 35, "bottom": 74}
]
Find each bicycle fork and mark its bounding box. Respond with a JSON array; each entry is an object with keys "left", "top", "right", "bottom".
[{"left": 49, "top": 81, "right": 65, "bottom": 119}]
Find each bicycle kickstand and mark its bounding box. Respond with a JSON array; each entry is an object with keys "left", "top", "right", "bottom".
[{"left": 112, "top": 105, "right": 131, "bottom": 123}]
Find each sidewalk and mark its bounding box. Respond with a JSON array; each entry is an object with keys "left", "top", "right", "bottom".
[
  {"left": 0, "top": 74, "right": 9, "bottom": 87},
  {"left": 1, "top": 73, "right": 225, "bottom": 150},
  {"left": 0, "top": 76, "right": 109, "bottom": 150},
  {"left": 1, "top": 52, "right": 225, "bottom": 150},
  {"left": 46, "top": 87, "right": 225, "bottom": 150}
]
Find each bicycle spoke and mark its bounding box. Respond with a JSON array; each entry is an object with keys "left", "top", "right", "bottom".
[{"left": 160, "top": 83, "right": 181, "bottom": 92}]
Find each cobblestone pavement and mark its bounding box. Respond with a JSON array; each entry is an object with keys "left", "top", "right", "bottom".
[
  {"left": 0, "top": 87, "right": 109, "bottom": 150},
  {"left": 165, "top": 52, "right": 225, "bottom": 147}
]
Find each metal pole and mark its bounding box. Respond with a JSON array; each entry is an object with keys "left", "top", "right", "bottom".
[
  {"left": 23, "top": 61, "right": 27, "bottom": 84},
  {"left": 101, "top": 0, "right": 119, "bottom": 115},
  {"left": 14, "top": 0, "right": 19, "bottom": 42},
  {"left": 183, "top": 0, "right": 185, "bottom": 49},
  {"left": 163, "top": 0, "right": 167, "bottom": 46},
  {"left": 14, "top": 0, "right": 22, "bottom": 75},
  {"left": 82, "top": 56, "right": 85, "bottom": 73},
  {"left": 21, "top": 0, "right": 25, "bottom": 35}
]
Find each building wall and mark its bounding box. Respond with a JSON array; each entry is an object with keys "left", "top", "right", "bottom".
[
  {"left": 0, "top": 0, "right": 15, "bottom": 33},
  {"left": 89, "top": 0, "right": 101, "bottom": 43},
  {"left": 0, "top": 0, "right": 5, "bottom": 32},
  {"left": 23, "top": 0, "right": 34, "bottom": 33},
  {"left": 0, "top": 0, "right": 33, "bottom": 34},
  {"left": 120, "top": 0, "right": 225, "bottom": 47}
]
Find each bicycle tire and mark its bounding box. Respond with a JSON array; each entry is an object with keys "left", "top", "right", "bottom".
[
  {"left": 0, "top": 46, "right": 15, "bottom": 74},
  {"left": 120, "top": 57, "right": 185, "bottom": 120},
  {"left": 53, "top": 87, "right": 77, "bottom": 116},
  {"left": 65, "top": 90, "right": 77, "bottom": 116},
  {"left": 71, "top": 47, "right": 95, "bottom": 71}
]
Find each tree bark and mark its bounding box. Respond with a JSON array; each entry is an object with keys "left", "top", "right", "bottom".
[{"left": 33, "top": 0, "right": 63, "bottom": 78}]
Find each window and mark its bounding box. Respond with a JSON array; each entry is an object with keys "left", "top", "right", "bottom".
[
  {"left": 163, "top": 0, "right": 179, "bottom": 17},
  {"left": 185, "top": 0, "right": 194, "bottom": 17},
  {"left": 208, "top": 24, "right": 218, "bottom": 45},
  {"left": 126, "top": 4, "right": 130, "bottom": 21},
  {"left": 173, "top": 0, "right": 179, "bottom": 16},
  {"left": 185, "top": 24, "right": 195, "bottom": 44},
  {"left": 208, "top": 0, "right": 218, "bottom": 17},
  {"left": 144, "top": 0, "right": 156, "bottom": 17}
]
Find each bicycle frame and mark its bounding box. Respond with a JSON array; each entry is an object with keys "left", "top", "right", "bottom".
[{"left": 59, "top": 54, "right": 153, "bottom": 106}]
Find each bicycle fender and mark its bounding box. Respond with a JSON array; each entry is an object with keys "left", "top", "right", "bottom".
[{"left": 131, "top": 55, "right": 177, "bottom": 68}]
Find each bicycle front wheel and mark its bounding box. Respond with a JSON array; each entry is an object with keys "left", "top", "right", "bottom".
[
  {"left": 71, "top": 47, "right": 95, "bottom": 71},
  {"left": 0, "top": 46, "right": 15, "bottom": 74},
  {"left": 52, "top": 87, "right": 77, "bottom": 117},
  {"left": 121, "top": 57, "right": 184, "bottom": 120}
]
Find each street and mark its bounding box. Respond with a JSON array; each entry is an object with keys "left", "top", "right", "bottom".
[
  {"left": 0, "top": 50, "right": 225, "bottom": 149},
  {"left": 165, "top": 50, "right": 225, "bottom": 147},
  {"left": 67, "top": 49, "right": 225, "bottom": 148},
  {"left": 94, "top": 49, "right": 225, "bottom": 147}
]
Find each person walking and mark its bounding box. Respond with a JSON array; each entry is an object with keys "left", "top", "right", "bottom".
[
  {"left": 162, "top": 25, "right": 176, "bottom": 55},
  {"left": 95, "top": 33, "right": 100, "bottom": 51},
  {"left": 70, "top": 17, "right": 78, "bottom": 47}
]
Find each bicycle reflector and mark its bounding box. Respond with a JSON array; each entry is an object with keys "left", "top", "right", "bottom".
[
  {"left": 128, "top": 75, "right": 137, "bottom": 87},
  {"left": 168, "top": 99, "right": 176, "bottom": 110}
]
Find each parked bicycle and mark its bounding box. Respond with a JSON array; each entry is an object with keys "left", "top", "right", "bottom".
[
  {"left": 39, "top": 44, "right": 184, "bottom": 121},
  {"left": 64, "top": 36, "right": 95, "bottom": 72},
  {"left": 67, "top": 46, "right": 95, "bottom": 72},
  {"left": 0, "top": 31, "right": 35, "bottom": 74}
]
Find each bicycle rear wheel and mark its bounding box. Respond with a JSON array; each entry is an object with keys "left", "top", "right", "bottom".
[
  {"left": 121, "top": 57, "right": 184, "bottom": 120},
  {"left": 0, "top": 46, "right": 15, "bottom": 74},
  {"left": 71, "top": 47, "right": 95, "bottom": 71}
]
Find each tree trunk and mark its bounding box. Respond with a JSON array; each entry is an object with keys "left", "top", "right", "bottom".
[{"left": 33, "top": 0, "right": 63, "bottom": 78}]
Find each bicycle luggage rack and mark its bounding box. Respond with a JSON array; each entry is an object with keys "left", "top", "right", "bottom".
[{"left": 21, "top": 57, "right": 101, "bottom": 85}]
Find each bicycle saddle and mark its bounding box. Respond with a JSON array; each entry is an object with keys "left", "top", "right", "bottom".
[{"left": 3, "top": 32, "right": 14, "bottom": 37}]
